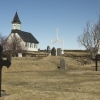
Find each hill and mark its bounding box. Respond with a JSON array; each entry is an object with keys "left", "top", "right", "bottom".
[{"left": 1, "top": 55, "right": 100, "bottom": 99}]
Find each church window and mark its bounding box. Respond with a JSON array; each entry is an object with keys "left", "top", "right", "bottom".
[
  {"left": 25, "top": 42, "right": 27, "bottom": 47},
  {"left": 34, "top": 43, "right": 37, "bottom": 48},
  {"left": 30, "top": 43, "right": 32, "bottom": 48},
  {"left": 27, "top": 43, "right": 29, "bottom": 47},
  {"left": 29, "top": 43, "right": 30, "bottom": 47},
  {"left": 35, "top": 44, "right": 37, "bottom": 48},
  {"left": 33, "top": 44, "right": 34, "bottom": 48},
  {"left": 34, "top": 43, "right": 36, "bottom": 48},
  {"left": 31, "top": 43, "right": 33, "bottom": 48}
]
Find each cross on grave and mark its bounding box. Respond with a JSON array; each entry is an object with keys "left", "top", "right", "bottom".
[
  {"left": 92, "top": 54, "right": 100, "bottom": 71},
  {"left": 94, "top": 54, "right": 100, "bottom": 71},
  {"left": 0, "top": 45, "right": 11, "bottom": 97}
]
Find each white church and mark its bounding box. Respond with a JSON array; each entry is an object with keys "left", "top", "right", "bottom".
[{"left": 6, "top": 12, "right": 39, "bottom": 51}]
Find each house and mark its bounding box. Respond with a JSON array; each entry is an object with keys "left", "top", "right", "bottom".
[{"left": 6, "top": 12, "right": 39, "bottom": 52}]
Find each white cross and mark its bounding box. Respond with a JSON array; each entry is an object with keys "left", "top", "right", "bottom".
[{"left": 56, "top": 28, "right": 59, "bottom": 34}]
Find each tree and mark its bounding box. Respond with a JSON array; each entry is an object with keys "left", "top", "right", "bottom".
[
  {"left": 5, "top": 33, "right": 26, "bottom": 55},
  {"left": 77, "top": 20, "right": 100, "bottom": 58},
  {"left": 0, "top": 33, "right": 6, "bottom": 46}
]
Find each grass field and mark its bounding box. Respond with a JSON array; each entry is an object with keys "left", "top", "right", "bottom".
[{"left": 0, "top": 55, "right": 100, "bottom": 100}]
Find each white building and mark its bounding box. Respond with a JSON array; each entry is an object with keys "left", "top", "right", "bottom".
[{"left": 6, "top": 12, "right": 39, "bottom": 51}]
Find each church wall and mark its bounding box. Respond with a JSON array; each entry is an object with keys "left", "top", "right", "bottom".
[
  {"left": 6, "top": 33, "right": 26, "bottom": 50},
  {"left": 7, "top": 33, "right": 39, "bottom": 51},
  {"left": 16, "top": 34, "right": 39, "bottom": 51},
  {"left": 10, "top": 12, "right": 39, "bottom": 52},
  {"left": 25, "top": 42, "right": 38, "bottom": 51}
]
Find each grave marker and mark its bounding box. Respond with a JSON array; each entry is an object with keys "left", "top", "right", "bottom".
[
  {"left": 94, "top": 54, "right": 100, "bottom": 71},
  {"left": 51, "top": 47, "right": 56, "bottom": 56},
  {"left": 0, "top": 45, "right": 11, "bottom": 97},
  {"left": 18, "top": 53, "right": 22, "bottom": 57},
  {"left": 57, "top": 48, "right": 61, "bottom": 56},
  {"left": 47, "top": 46, "right": 50, "bottom": 52},
  {"left": 60, "top": 58, "right": 66, "bottom": 69}
]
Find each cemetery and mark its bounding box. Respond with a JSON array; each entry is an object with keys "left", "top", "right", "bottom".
[
  {"left": 1, "top": 0, "right": 100, "bottom": 99},
  {"left": 0, "top": 47, "right": 100, "bottom": 100},
  {"left": 0, "top": 28, "right": 100, "bottom": 99},
  {"left": 0, "top": 28, "right": 100, "bottom": 100}
]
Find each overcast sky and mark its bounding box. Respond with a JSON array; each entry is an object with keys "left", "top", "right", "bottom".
[{"left": 0, "top": 0, "right": 100, "bottom": 50}]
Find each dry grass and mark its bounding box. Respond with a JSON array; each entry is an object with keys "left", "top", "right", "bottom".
[
  {"left": 0, "top": 56, "right": 100, "bottom": 100},
  {"left": 64, "top": 51, "right": 87, "bottom": 54}
]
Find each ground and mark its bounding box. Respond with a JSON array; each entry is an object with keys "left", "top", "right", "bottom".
[{"left": 0, "top": 54, "right": 100, "bottom": 100}]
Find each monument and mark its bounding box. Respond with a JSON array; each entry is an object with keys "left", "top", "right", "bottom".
[
  {"left": 50, "top": 28, "right": 64, "bottom": 55},
  {"left": 51, "top": 47, "right": 56, "bottom": 56},
  {"left": 57, "top": 48, "right": 61, "bottom": 56},
  {"left": 18, "top": 53, "right": 22, "bottom": 57},
  {"left": 60, "top": 58, "right": 66, "bottom": 69}
]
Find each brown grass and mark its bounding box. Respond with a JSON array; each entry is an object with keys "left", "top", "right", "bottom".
[{"left": 0, "top": 55, "right": 100, "bottom": 100}]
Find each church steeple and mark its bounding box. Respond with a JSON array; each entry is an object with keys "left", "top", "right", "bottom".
[
  {"left": 12, "top": 12, "right": 21, "bottom": 30},
  {"left": 12, "top": 12, "right": 21, "bottom": 24}
]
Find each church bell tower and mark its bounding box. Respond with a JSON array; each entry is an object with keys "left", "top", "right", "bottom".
[{"left": 12, "top": 12, "right": 21, "bottom": 30}]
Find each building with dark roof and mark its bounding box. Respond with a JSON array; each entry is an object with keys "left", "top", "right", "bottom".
[{"left": 6, "top": 12, "right": 39, "bottom": 51}]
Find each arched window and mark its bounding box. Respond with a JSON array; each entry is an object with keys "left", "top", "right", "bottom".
[
  {"left": 34, "top": 44, "right": 37, "bottom": 48},
  {"left": 25, "top": 42, "right": 27, "bottom": 47}
]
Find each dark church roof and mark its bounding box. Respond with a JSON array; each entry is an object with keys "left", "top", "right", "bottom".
[
  {"left": 12, "top": 12, "right": 21, "bottom": 24},
  {"left": 11, "top": 30, "right": 39, "bottom": 43}
]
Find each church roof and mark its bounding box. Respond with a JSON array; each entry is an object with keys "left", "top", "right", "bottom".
[
  {"left": 12, "top": 12, "right": 21, "bottom": 24},
  {"left": 11, "top": 30, "right": 39, "bottom": 43}
]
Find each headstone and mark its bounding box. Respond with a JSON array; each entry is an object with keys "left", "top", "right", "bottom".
[
  {"left": 51, "top": 47, "right": 56, "bottom": 56},
  {"left": 47, "top": 46, "right": 50, "bottom": 52},
  {"left": 18, "top": 53, "right": 22, "bottom": 57},
  {"left": 60, "top": 58, "right": 66, "bottom": 69},
  {"left": 57, "top": 48, "right": 61, "bottom": 56}
]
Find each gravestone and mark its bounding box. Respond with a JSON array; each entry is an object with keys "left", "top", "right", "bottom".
[
  {"left": 18, "top": 53, "right": 22, "bottom": 57},
  {"left": 57, "top": 48, "right": 61, "bottom": 56},
  {"left": 51, "top": 47, "right": 56, "bottom": 56},
  {"left": 60, "top": 58, "right": 66, "bottom": 69},
  {"left": 47, "top": 46, "right": 50, "bottom": 52}
]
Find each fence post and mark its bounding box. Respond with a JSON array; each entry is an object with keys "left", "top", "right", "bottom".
[{"left": 95, "top": 55, "right": 98, "bottom": 71}]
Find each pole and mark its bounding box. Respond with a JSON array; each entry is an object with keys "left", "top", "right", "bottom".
[
  {"left": 0, "top": 68, "right": 1, "bottom": 97},
  {"left": 95, "top": 55, "right": 98, "bottom": 71},
  {"left": 0, "top": 67, "right": 2, "bottom": 97}
]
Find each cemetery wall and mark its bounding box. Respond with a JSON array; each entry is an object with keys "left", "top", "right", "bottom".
[{"left": 64, "top": 50, "right": 89, "bottom": 52}]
